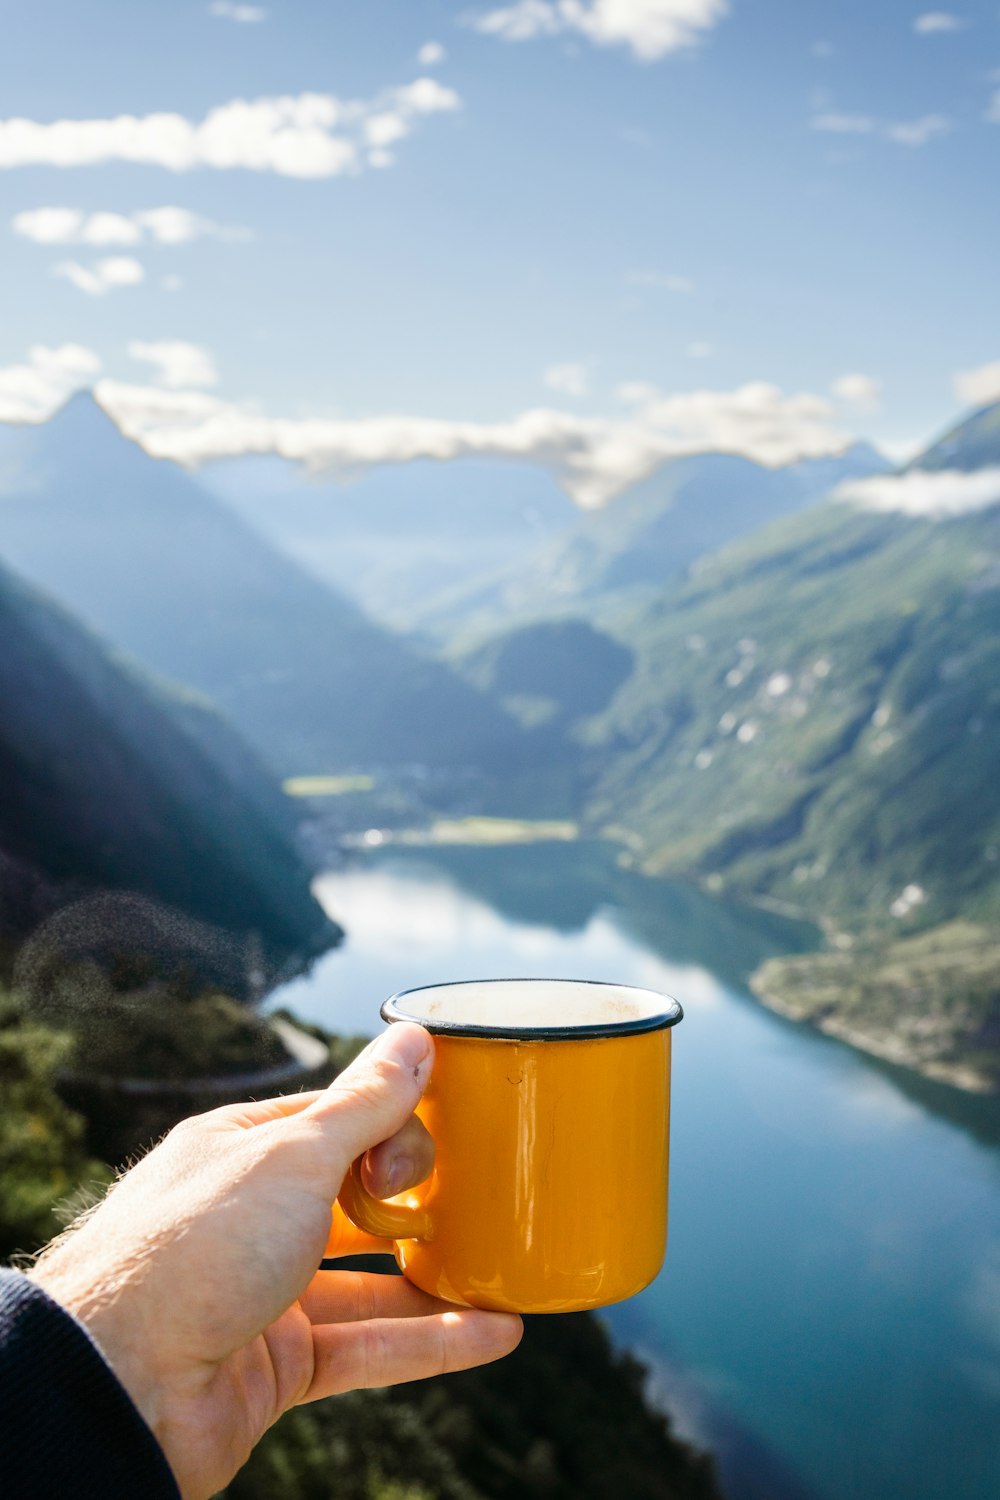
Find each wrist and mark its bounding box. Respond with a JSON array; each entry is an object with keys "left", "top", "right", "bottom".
[{"left": 29, "top": 1254, "right": 171, "bottom": 1451}]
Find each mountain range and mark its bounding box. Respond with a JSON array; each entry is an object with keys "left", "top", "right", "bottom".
[
  {"left": 409, "top": 443, "right": 889, "bottom": 646},
  {"left": 0, "top": 394, "right": 534, "bottom": 784},
  {"left": 3, "top": 388, "right": 998, "bottom": 1086},
  {"left": 571, "top": 404, "right": 1000, "bottom": 921},
  {"left": 200, "top": 453, "right": 577, "bottom": 631},
  {"left": 474, "top": 400, "right": 1000, "bottom": 1088}
]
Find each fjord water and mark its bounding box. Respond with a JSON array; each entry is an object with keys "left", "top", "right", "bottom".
[{"left": 273, "top": 842, "right": 1000, "bottom": 1500}]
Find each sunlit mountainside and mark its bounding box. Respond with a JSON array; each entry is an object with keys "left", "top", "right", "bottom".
[{"left": 440, "top": 401, "right": 1000, "bottom": 1089}]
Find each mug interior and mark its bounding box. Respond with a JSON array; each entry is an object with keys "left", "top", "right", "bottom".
[{"left": 381, "top": 978, "right": 682, "bottom": 1040}]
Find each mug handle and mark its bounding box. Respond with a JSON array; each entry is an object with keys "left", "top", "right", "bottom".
[{"left": 337, "top": 1156, "right": 434, "bottom": 1241}]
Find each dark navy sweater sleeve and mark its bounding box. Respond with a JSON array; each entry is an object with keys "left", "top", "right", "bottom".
[{"left": 0, "top": 1268, "right": 180, "bottom": 1499}]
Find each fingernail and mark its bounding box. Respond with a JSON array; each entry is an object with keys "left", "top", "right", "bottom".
[
  {"left": 385, "top": 1153, "right": 415, "bottom": 1196},
  {"left": 373, "top": 1022, "right": 432, "bottom": 1081}
]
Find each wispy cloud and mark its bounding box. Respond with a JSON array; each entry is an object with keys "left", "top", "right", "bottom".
[
  {"left": 914, "top": 12, "right": 964, "bottom": 34},
  {"left": 885, "top": 114, "right": 951, "bottom": 146},
  {"left": 0, "top": 81, "right": 461, "bottom": 178},
  {"left": 0, "top": 343, "right": 101, "bottom": 422},
  {"left": 832, "top": 373, "right": 882, "bottom": 413},
  {"left": 467, "top": 0, "right": 729, "bottom": 63},
  {"left": 13, "top": 206, "right": 250, "bottom": 245},
  {"left": 53, "top": 256, "right": 144, "bottom": 295},
  {"left": 128, "top": 340, "right": 218, "bottom": 389},
  {"left": 811, "top": 111, "right": 952, "bottom": 147},
  {"left": 418, "top": 41, "right": 447, "bottom": 65},
  {"left": 837, "top": 468, "right": 1000, "bottom": 518},
  {"left": 209, "top": 1, "right": 267, "bottom": 21},
  {"left": 543, "top": 362, "right": 589, "bottom": 397},
  {"left": 954, "top": 360, "right": 1000, "bottom": 407},
  {"left": 625, "top": 268, "right": 694, "bottom": 292},
  {"left": 811, "top": 113, "right": 875, "bottom": 134},
  {"left": 94, "top": 375, "right": 856, "bottom": 508}
]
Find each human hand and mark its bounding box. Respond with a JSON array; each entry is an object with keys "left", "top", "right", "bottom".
[{"left": 30, "top": 1022, "right": 522, "bottom": 1499}]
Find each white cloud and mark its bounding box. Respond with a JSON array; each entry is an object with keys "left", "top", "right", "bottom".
[
  {"left": 13, "top": 205, "right": 249, "bottom": 246},
  {"left": 127, "top": 340, "right": 218, "bottom": 389},
  {"left": 11, "top": 207, "right": 86, "bottom": 242},
  {"left": 687, "top": 341, "right": 714, "bottom": 358},
  {"left": 78, "top": 211, "right": 143, "bottom": 245},
  {"left": 95, "top": 381, "right": 225, "bottom": 430},
  {"left": 94, "top": 375, "right": 857, "bottom": 508},
  {"left": 418, "top": 41, "right": 447, "bottom": 65},
  {"left": 136, "top": 207, "right": 251, "bottom": 243},
  {"left": 544, "top": 362, "right": 589, "bottom": 397},
  {"left": 811, "top": 113, "right": 875, "bottom": 133},
  {"left": 885, "top": 114, "right": 951, "bottom": 146},
  {"left": 616, "top": 379, "right": 850, "bottom": 468},
  {"left": 914, "top": 12, "right": 964, "bottom": 33},
  {"left": 837, "top": 468, "right": 1000, "bottom": 518},
  {"left": 468, "top": 0, "right": 729, "bottom": 62},
  {"left": 210, "top": 1, "right": 267, "bottom": 20},
  {"left": 0, "top": 82, "right": 461, "bottom": 179},
  {"left": 832, "top": 373, "right": 882, "bottom": 412},
  {"left": 53, "top": 255, "right": 145, "bottom": 295},
  {"left": 365, "top": 113, "right": 410, "bottom": 148},
  {"left": 625, "top": 268, "right": 694, "bottom": 292},
  {"left": 0, "top": 342, "right": 101, "bottom": 422},
  {"left": 954, "top": 360, "right": 1000, "bottom": 408}
]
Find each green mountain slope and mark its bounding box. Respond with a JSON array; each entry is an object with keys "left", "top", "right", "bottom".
[
  {"left": 0, "top": 559, "right": 336, "bottom": 966},
  {"left": 910, "top": 398, "right": 1000, "bottom": 472},
  {"left": 570, "top": 480, "right": 1000, "bottom": 1089},
  {"left": 458, "top": 618, "right": 634, "bottom": 730},
  {"left": 586, "top": 495, "right": 1000, "bottom": 930},
  {"left": 0, "top": 396, "right": 537, "bottom": 782}
]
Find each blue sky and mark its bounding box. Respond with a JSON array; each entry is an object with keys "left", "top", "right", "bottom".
[{"left": 0, "top": 0, "right": 997, "bottom": 499}]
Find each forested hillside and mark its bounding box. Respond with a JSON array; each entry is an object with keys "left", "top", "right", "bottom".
[{"left": 0, "top": 558, "right": 334, "bottom": 967}]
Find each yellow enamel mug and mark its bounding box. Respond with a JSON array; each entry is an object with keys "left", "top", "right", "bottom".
[{"left": 337, "top": 978, "right": 683, "bottom": 1313}]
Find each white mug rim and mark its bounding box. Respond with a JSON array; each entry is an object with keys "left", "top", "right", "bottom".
[{"left": 381, "top": 977, "right": 683, "bottom": 1041}]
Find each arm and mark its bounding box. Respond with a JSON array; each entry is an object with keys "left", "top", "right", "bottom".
[{"left": 0, "top": 1268, "right": 180, "bottom": 1499}]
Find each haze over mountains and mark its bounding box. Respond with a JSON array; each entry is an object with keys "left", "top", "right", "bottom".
[
  {"left": 0, "top": 394, "right": 533, "bottom": 782},
  {"left": 200, "top": 440, "right": 888, "bottom": 643},
  {"left": 408, "top": 444, "right": 889, "bottom": 644},
  {"left": 201, "top": 454, "right": 577, "bottom": 631}
]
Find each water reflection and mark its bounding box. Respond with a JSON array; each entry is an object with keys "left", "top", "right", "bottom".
[{"left": 272, "top": 844, "right": 1000, "bottom": 1500}]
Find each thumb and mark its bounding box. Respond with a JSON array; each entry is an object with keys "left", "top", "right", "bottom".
[{"left": 299, "top": 1022, "right": 434, "bottom": 1179}]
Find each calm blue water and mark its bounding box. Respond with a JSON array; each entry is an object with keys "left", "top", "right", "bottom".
[{"left": 271, "top": 842, "right": 1000, "bottom": 1500}]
